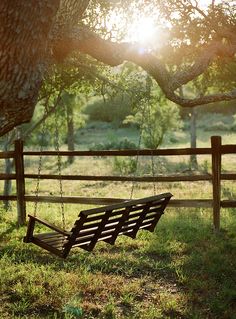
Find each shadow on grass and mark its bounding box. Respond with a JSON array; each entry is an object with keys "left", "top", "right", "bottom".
[
  {"left": 1, "top": 211, "right": 236, "bottom": 318},
  {"left": 0, "top": 221, "right": 19, "bottom": 241},
  {"left": 149, "top": 212, "right": 236, "bottom": 318}
]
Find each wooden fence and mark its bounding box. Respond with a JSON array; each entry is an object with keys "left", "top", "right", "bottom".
[{"left": 0, "top": 136, "right": 236, "bottom": 230}]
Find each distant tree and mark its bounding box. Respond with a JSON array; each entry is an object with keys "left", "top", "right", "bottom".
[{"left": 124, "top": 76, "right": 182, "bottom": 149}]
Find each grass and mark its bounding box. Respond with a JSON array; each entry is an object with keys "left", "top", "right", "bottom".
[
  {"left": 1, "top": 206, "right": 236, "bottom": 318},
  {"left": 1, "top": 122, "right": 236, "bottom": 318}
]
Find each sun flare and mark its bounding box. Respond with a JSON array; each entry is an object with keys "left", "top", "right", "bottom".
[
  {"left": 105, "top": 5, "right": 168, "bottom": 50},
  {"left": 129, "top": 17, "right": 157, "bottom": 45}
]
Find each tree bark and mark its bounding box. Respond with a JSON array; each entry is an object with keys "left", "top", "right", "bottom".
[{"left": 0, "top": 0, "right": 61, "bottom": 135}]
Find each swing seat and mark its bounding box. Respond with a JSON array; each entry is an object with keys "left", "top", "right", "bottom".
[{"left": 24, "top": 192, "right": 172, "bottom": 258}]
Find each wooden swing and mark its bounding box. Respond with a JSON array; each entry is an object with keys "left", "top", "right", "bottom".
[
  {"left": 24, "top": 101, "right": 172, "bottom": 258},
  {"left": 24, "top": 192, "right": 172, "bottom": 258}
]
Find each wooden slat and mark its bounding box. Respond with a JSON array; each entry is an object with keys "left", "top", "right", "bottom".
[
  {"left": 24, "top": 173, "right": 212, "bottom": 182},
  {"left": 88, "top": 210, "right": 112, "bottom": 250},
  {"left": 31, "top": 237, "right": 64, "bottom": 257},
  {"left": 73, "top": 234, "right": 114, "bottom": 249},
  {"left": 137, "top": 223, "right": 153, "bottom": 230},
  {"left": 106, "top": 206, "right": 132, "bottom": 245},
  {"left": 62, "top": 214, "right": 88, "bottom": 257},
  {"left": 80, "top": 193, "right": 172, "bottom": 215},
  {"left": 148, "top": 196, "right": 170, "bottom": 232},
  {"left": 23, "top": 147, "right": 212, "bottom": 157},
  {"left": 86, "top": 211, "right": 124, "bottom": 222},
  {"left": 26, "top": 215, "right": 71, "bottom": 236},
  {"left": 25, "top": 195, "right": 127, "bottom": 205},
  {"left": 37, "top": 238, "right": 67, "bottom": 249},
  {"left": 81, "top": 221, "right": 103, "bottom": 230}
]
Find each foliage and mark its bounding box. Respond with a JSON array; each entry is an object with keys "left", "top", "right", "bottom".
[
  {"left": 182, "top": 112, "right": 236, "bottom": 133},
  {"left": 124, "top": 77, "right": 182, "bottom": 149},
  {"left": 113, "top": 157, "right": 137, "bottom": 175},
  {"left": 24, "top": 93, "right": 87, "bottom": 148},
  {"left": 84, "top": 94, "right": 133, "bottom": 126},
  {"left": 89, "top": 137, "right": 137, "bottom": 151}
]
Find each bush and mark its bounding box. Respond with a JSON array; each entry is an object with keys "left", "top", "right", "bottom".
[
  {"left": 204, "top": 121, "right": 230, "bottom": 131},
  {"left": 113, "top": 157, "right": 137, "bottom": 175},
  {"left": 199, "top": 113, "right": 233, "bottom": 131},
  {"left": 89, "top": 138, "right": 137, "bottom": 151},
  {"left": 84, "top": 95, "right": 133, "bottom": 127}
]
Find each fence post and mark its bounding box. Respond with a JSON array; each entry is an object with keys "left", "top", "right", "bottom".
[
  {"left": 14, "top": 139, "right": 26, "bottom": 225},
  {"left": 211, "top": 136, "right": 222, "bottom": 232}
]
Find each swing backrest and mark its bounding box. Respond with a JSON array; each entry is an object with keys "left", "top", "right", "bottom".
[
  {"left": 24, "top": 192, "right": 172, "bottom": 258},
  {"left": 63, "top": 192, "right": 172, "bottom": 255}
]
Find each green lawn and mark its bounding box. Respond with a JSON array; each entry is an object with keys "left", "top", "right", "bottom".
[
  {"left": 1, "top": 206, "right": 236, "bottom": 318},
  {"left": 1, "top": 124, "right": 236, "bottom": 318}
]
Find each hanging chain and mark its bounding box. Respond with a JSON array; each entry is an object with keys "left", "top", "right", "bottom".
[
  {"left": 130, "top": 130, "right": 142, "bottom": 199},
  {"left": 34, "top": 110, "right": 47, "bottom": 217},
  {"left": 130, "top": 103, "right": 146, "bottom": 200},
  {"left": 130, "top": 75, "right": 158, "bottom": 198},
  {"left": 54, "top": 109, "right": 66, "bottom": 230},
  {"left": 146, "top": 103, "right": 157, "bottom": 196},
  {"left": 151, "top": 150, "right": 156, "bottom": 195}
]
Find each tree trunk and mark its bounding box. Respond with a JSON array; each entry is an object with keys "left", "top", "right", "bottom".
[
  {"left": 0, "top": 0, "right": 60, "bottom": 136},
  {"left": 189, "top": 108, "right": 198, "bottom": 170}
]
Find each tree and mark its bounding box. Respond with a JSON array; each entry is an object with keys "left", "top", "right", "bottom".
[
  {"left": 124, "top": 76, "right": 181, "bottom": 149},
  {"left": 0, "top": 0, "right": 236, "bottom": 136}
]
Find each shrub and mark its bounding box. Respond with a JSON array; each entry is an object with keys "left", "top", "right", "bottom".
[
  {"left": 200, "top": 113, "right": 233, "bottom": 131},
  {"left": 204, "top": 121, "right": 230, "bottom": 131},
  {"left": 89, "top": 138, "right": 137, "bottom": 151},
  {"left": 113, "top": 157, "right": 137, "bottom": 175},
  {"left": 84, "top": 95, "right": 133, "bottom": 126}
]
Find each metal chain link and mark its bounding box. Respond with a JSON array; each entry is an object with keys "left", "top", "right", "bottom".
[
  {"left": 130, "top": 131, "right": 142, "bottom": 199},
  {"left": 130, "top": 103, "right": 146, "bottom": 199},
  {"left": 130, "top": 78, "right": 158, "bottom": 198},
  {"left": 146, "top": 103, "right": 157, "bottom": 196},
  {"left": 54, "top": 110, "right": 66, "bottom": 230},
  {"left": 34, "top": 110, "right": 47, "bottom": 217},
  {"left": 151, "top": 150, "right": 156, "bottom": 195}
]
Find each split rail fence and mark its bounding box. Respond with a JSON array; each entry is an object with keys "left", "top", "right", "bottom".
[{"left": 0, "top": 136, "right": 235, "bottom": 230}]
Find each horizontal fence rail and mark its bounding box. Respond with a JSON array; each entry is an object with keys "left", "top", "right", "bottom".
[
  {"left": 24, "top": 173, "right": 212, "bottom": 182},
  {"left": 23, "top": 173, "right": 236, "bottom": 182},
  {"left": 23, "top": 148, "right": 212, "bottom": 156},
  {"left": 0, "top": 151, "right": 15, "bottom": 159},
  {"left": 0, "top": 136, "right": 236, "bottom": 229}
]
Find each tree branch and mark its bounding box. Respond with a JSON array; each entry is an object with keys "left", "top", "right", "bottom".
[{"left": 53, "top": 26, "right": 236, "bottom": 107}]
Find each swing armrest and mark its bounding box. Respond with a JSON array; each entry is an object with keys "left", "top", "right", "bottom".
[{"left": 27, "top": 214, "right": 71, "bottom": 236}]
